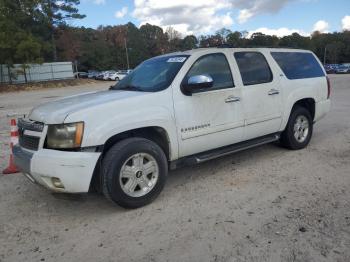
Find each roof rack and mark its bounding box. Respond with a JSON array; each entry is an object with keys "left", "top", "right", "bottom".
[{"left": 211, "top": 44, "right": 304, "bottom": 50}]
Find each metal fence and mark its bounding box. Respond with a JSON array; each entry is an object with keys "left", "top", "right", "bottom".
[{"left": 0, "top": 62, "right": 74, "bottom": 84}]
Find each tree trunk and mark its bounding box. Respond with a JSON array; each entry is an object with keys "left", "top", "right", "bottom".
[
  {"left": 51, "top": 29, "right": 57, "bottom": 62},
  {"left": 48, "top": 0, "right": 57, "bottom": 62},
  {"left": 0, "top": 64, "right": 3, "bottom": 84},
  {"left": 23, "top": 66, "right": 27, "bottom": 83},
  {"left": 7, "top": 64, "right": 12, "bottom": 84}
]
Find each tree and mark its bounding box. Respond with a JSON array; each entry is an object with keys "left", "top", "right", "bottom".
[
  {"left": 249, "top": 32, "right": 279, "bottom": 47},
  {"left": 38, "top": 0, "right": 85, "bottom": 61},
  {"left": 140, "top": 23, "right": 168, "bottom": 56},
  {"left": 181, "top": 35, "right": 198, "bottom": 50},
  {"left": 215, "top": 28, "right": 232, "bottom": 42},
  {"left": 226, "top": 31, "right": 243, "bottom": 47},
  {"left": 166, "top": 26, "right": 181, "bottom": 41},
  {"left": 15, "top": 35, "right": 43, "bottom": 82},
  {"left": 0, "top": 0, "right": 45, "bottom": 83},
  {"left": 279, "top": 33, "right": 311, "bottom": 49}
]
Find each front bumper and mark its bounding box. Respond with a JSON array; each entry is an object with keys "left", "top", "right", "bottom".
[{"left": 13, "top": 145, "right": 101, "bottom": 193}]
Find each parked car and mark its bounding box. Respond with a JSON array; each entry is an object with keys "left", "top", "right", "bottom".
[
  {"left": 88, "top": 70, "right": 100, "bottom": 79},
  {"left": 335, "top": 65, "right": 350, "bottom": 74},
  {"left": 324, "top": 65, "right": 336, "bottom": 74},
  {"left": 74, "top": 72, "right": 88, "bottom": 78},
  {"left": 95, "top": 71, "right": 106, "bottom": 80},
  {"left": 103, "top": 71, "right": 116, "bottom": 80},
  {"left": 13, "top": 48, "right": 331, "bottom": 208},
  {"left": 108, "top": 70, "right": 128, "bottom": 81},
  {"left": 95, "top": 71, "right": 113, "bottom": 80}
]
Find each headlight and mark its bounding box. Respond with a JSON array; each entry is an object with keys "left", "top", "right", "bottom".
[{"left": 46, "top": 122, "right": 84, "bottom": 149}]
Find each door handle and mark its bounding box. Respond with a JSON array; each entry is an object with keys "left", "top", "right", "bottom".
[
  {"left": 268, "top": 89, "right": 280, "bottom": 95},
  {"left": 225, "top": 96, "right": 241, "bottom": 103}
]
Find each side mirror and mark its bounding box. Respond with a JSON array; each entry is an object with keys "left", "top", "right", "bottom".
[{"left": 182, "top": 75, "right": 214, "bottom": 95}]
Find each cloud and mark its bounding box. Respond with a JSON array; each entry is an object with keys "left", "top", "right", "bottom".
[
  {"left": 132, "top": 0, "right": 294, "bottom": 35},
  {"left": 237, "top": 9, "right": 253, "bottom": 24},
  {"left": 248, "top": 27, "right": 308, "bottom": 37},
  {"left": 313, "top": 20, "right": 329, "bottom": 33},
  {"left": 133, "top": 0, "right": 233, "bottom": 35},
  {"left": 115, "top": 6, "right": 128, "bottom": 18},
  {"left": 236, "top": 0, "right": 294, "bottom": 24},
  {"left": 342, "top": 15, "right": 350, "bottom": 31}
]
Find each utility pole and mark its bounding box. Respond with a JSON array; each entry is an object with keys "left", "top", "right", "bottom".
[
  {"left": 323, "top": 46, "right": 327, "bottom": 66},
  {"left": 124, "top": 38, "right": 130, "bottom": 69}
]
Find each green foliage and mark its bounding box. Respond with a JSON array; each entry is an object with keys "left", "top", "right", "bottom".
[
  {"left": 1, "top": 0, "right": 350, "bottom": 73},
  {"left": 15, "top": 35, "right": 43, "bottom": 64},
  {"left": 0, "top": 0, "right": 85, "bottom": 66}
]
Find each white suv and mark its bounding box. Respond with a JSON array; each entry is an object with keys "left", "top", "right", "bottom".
[{"left": 13, "top": 48, "right": 331, "bottom": 208}]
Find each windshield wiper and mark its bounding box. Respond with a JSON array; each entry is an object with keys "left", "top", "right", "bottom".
[{"left": 110, "top": 85, "right": 142, "bottom": 91}]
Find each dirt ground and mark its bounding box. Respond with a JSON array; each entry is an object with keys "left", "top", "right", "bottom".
[{"left": 0, "top": 76, "right": 349, "bottom": 262}]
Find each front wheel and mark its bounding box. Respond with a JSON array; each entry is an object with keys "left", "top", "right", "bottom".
[
  {"left": 280, "top": 106, "right": 313, "bottom": 150},
  {"left": 102, "top": 137, "right": 168, "bottom": 208}
]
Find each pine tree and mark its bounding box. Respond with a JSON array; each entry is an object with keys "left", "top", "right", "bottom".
[{"left": 39, "top": 0, "right": 85, "bottom": 61}]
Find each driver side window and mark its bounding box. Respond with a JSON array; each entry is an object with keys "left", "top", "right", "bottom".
[{"left": 184, "top": 53, "right": 234, "bottom": 92}]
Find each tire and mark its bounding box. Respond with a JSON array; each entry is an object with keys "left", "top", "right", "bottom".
[
  {"left": 115, "top": 77, "right": 119, "bottom": 81},
  {"left": 280, "top": 106, "right": 313, "bottom": 150},
  {"left": 102, "top": 137, "right": 168, "bottom": 208}
]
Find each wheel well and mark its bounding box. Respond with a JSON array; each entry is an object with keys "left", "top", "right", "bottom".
[
  {"left": 89, "top": 127, "right": 170, "bottom": 193},
  {"left": 102, "top": 127, "right": 170, "bottom": 159},
  {"left": 293, "top": 98, "right": 315, "bottom": 120}
]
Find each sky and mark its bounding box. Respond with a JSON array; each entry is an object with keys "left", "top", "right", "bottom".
[{"left": 72, "top": 0, "right": 350, "bottom": 37}]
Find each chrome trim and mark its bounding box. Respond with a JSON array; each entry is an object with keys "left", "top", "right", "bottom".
[
  {"left": 268, "top": 89, "right": 280, "bottom": 96},
  {"left": 18, "top": 118, "right": 44, "bottom": 132},
  {"left": 225, "top": 96, "right": 241, "bottom": 103}
]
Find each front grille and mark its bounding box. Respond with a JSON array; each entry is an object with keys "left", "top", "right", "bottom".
[
  {"left": 17, "top": 118, "right": 43, "bottom": 151},
  {"left": 18, "top": 118, "right": 44, "bottom": 132},
  {"left": 19, "top": 134, "right": 40, "bottom": 151}
]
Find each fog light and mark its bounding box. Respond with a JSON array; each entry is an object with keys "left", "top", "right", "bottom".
[{"left": 51, "top": 177, "right": 64, "bottom": 189}]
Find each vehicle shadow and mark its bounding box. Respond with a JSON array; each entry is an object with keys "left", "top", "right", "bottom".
[{"left": 24, "top": 142, "right": 288, "bottom": 216}]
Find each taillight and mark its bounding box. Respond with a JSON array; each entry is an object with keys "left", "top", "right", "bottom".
[{"left": 326, "top": 76, "right": 331, "bottom": 99}]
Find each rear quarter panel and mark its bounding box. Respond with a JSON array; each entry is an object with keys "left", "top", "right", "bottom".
[{"left": 265, "top": 50, "right": 328, "bottom": 130}]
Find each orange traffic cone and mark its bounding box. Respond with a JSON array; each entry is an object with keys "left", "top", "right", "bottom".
[{"left": 2, "top": 119, "right": 20, "bottom": 174}]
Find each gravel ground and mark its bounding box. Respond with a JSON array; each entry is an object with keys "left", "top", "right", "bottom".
[{"left": 0, "top": 76, "right": 349, "bottom": 262}]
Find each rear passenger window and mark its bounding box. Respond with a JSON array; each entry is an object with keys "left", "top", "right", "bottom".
[
  {"left": 184, "top": 53, "right": 234, "bottom": 91},
  {"left": 271, "top": 52, "right": 325, "bottom": 80},
  {"left": 234, "top": 52, "right": 273, "bottom": 86}
]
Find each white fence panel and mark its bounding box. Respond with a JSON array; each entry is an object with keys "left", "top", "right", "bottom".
[{"left": 0, "top": 62, "right": 74, "bottom": 84}]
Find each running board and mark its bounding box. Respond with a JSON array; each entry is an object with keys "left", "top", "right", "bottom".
[{"left": 170, "top": 133, "right": 280, "bottom": 169}]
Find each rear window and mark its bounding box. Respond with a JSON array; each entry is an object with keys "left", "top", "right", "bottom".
[
  {"left": 234, "top": 52, "right": 273, "bottom": 86},
  {"left": 271, "top": 52, "right": 325, "bottom": 80}
]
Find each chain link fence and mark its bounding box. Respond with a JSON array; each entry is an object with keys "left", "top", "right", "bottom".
[{"left": 0, "top": 62, "right": 74, "bottom": 84}]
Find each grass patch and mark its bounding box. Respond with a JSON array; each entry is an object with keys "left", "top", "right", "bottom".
[{"left": 0, "top": 79, "right": 99, "bottom": 93}]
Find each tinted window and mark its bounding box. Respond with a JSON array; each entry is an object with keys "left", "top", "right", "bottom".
[
  {"left": 271, "top": 52, "right": 325, "bottom": 80},
  {"left": 234, "top": 52, "right": 273, "bottom": 86},
  {"left": 184, "top": 53, "right": 234, "bottom": 91}
]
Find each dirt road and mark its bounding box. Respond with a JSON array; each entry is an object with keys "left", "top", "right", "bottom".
[{"left": 0, "top": 76, "right": 349, "bottom": 262}]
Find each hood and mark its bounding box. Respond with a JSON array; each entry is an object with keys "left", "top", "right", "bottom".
[{"left": 29, "top": 90, "right": 145, "bottom": 124}]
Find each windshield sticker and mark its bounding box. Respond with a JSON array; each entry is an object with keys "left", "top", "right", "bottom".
[{"left": 167, "top": 57, "right": 187, "bottom": 63}]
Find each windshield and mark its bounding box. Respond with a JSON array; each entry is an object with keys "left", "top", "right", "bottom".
[{"left": 111, "top": 55, "right": 189, "bottom": 92}]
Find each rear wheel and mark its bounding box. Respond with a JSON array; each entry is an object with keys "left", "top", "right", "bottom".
[
  {"left": 280, "top": 106, "right": 313, "bottom": 150},
  {"left": 102, "top": 137, "right": 168, "bottom": 208}
]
